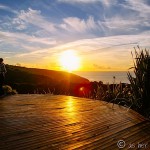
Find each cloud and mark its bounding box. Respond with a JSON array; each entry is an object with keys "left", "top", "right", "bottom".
[
  {"left": 0, "top": 31, "right": 56, "bottom": 45},
  {"left": 60, "top": 16, "right": 98, "bottom": 32},
  {"left": 15, "top": 31, "right": 150, "bottom": 58},
  {"left": 16, "top": 49, "right": 48, "bottom": 57},
  {"left": 93, "top": 64, "right": 111, "bottom": 70},
  {"left": 119, "top": 0, "right": 150, "bottom": 25},
  {"left": 3, "top": 28, "right": 149, "bottom": 71},
  {"left": 57, "top": 0, "right": 150, "bottom": 36},
  {"left": 96, "top": 1, "right": 150, "bottom": 35},
  {"left": 12, "top": 17, "right": 27, "bottom": 30},
  {"left": 57, "top": 0, "right": 100, "bottom": 3},
  {"left": 12, "top": 8, "right": 56, "bottom": 32},
  {"left": 98, "top": 16, "right": 140, "bottom": 33},
  {"left": 0, "top": 4, "right": 17, "bottom": 14},
  {"left": 0, "top": 51, "right": 15, "bottom": 54},
  {"left": 122, "top": 0, "right": 150, "bottom": 15},
  {"left": 14, "top": 33, "right": 149, "bottom": 71},
  {"left": 57, "top": 0, "right": 114, "bottom": 5},
  {"left": 101, "top": 0, "right": 117, "bottom": 7},
  {"left": 0, "top": 31, "right": 57, "bottom": 52}
]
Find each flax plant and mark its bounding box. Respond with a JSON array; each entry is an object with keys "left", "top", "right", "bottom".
[{"left": 127, "top": 46, "right": 150, "bottom": 116}]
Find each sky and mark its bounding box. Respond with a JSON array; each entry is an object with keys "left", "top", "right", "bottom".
[{"left": 0, "top": 0, "right": 150, "bottom": 71}]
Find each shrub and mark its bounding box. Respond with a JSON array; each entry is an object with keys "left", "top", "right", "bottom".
[
  {"left": 2, "top": 85, "right": 18, "bottom": 95},
  {"left": 95, "top": 82, "right": 131, "bottom": 106},
  {"left": 127, "top": 46, "right": 150, "bottom": 117}
]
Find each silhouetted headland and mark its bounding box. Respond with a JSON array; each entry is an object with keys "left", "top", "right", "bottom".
[{"left": 5, "top": 65, "right": 90, "bottom": 96}]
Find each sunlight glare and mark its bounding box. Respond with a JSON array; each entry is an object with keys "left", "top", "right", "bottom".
[{"left": 59, "top": 50, "right": 80, "bottom": 72}]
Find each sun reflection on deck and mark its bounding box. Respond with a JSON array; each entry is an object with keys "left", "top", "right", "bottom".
[
  {"left": 64, "top": 97, "right": 82, "bottom": 139},
  {"left": 65, "top": 96, "right": 77, "bottom": 119},
  {"left": 65, "top": 97, "right": 81, "bottom": 122},
  {"left": 66, "top": 97, "right": 75, "bottom": 112}
]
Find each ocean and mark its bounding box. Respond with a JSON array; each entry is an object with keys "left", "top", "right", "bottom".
[{"left": 73, "top": 71, "right": 135, "bottom": 84}]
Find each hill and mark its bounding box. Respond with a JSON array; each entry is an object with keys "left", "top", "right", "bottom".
[{"left": 5, "top": 65, "right": 90, "bottom": 96}]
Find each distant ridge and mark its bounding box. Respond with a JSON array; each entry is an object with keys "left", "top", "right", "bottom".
[{"left": 5, "top": 65, "right": 90, "bottom": 95}]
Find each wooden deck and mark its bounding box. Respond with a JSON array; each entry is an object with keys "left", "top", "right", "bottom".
[{"left": 0, "top": 95, "right": 150, "bottom": 150}]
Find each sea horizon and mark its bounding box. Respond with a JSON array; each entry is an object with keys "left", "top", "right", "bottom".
[{"left": 73, "top": 71, "right": 135, "bottom": 84}]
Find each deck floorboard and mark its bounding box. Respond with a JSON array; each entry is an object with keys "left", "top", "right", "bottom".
[{"left": 0, "top": 95, "right": 150, "bottom": 150}]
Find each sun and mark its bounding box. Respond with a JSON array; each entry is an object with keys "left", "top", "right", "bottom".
[{"left": 59, "top": 50, "right": 80, "bottom": 72}]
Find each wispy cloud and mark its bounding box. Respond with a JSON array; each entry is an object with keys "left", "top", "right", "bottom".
[
  {"left": 96, "top": 1, "right": 150, "bottom": 35},
  {"left": 58, "top": 2, "right": 150, "bottom": 36},
  {"left": 119, "top": 0, "right": 150, "bottom": 27},
  {"left": 0, "top": 51, "right": 15, "bottom": 54},
  {"left": 0, "top": 31, "right": 57, "bottom": 52},
  {"left": 93, "top": 64, "right": 111, "bottom": 70},
  {"left": 0, "top": 4, "right": 17, "bottom": 14},
  {"left": 98, "top": 16, "right": 140, "bottom": 34},
  {"left": 57, "top": 0, "right": 114, "bottom": 5},
  {"left": 16, "top": 49, "right": 49, "bottom": 57},
  {"left": 122, "top": 0, "right": 150, "bottom": 15},
  {"left": 57, "top": 0, "right": 99, "bottom": 3},
  {"left": 12, "top": 8, "right": 56, "bottom": 32},
  {"left": 60, "top": 16, "right": 98, "bottom": 32},
  {"left": 15, "top": 32, "right": 150, "bottom": 58},
  {"left": 0, "top": 31, "right": 57, "bottom": 45}
]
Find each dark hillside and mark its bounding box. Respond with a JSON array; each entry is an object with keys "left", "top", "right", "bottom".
[{"left": 5, "top": 65, "right": 90, "bottom": 95}]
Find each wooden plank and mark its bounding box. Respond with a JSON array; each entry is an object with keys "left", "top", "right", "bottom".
[{"left": 0, "top": 95, "right": 150, "bottom": 150}]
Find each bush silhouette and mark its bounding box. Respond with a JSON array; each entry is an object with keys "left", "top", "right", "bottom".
[{"left": 2, "top": 85, "right": 17, "bottom": 95}]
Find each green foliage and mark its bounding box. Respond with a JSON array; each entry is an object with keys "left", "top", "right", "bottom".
[{"left": 127, "top": 46, "right": 150, "bottom": 116}]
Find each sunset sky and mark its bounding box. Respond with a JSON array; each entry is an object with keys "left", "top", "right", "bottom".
[{"left": 0, "top": 0, "right": 150, "bottom": 71}]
